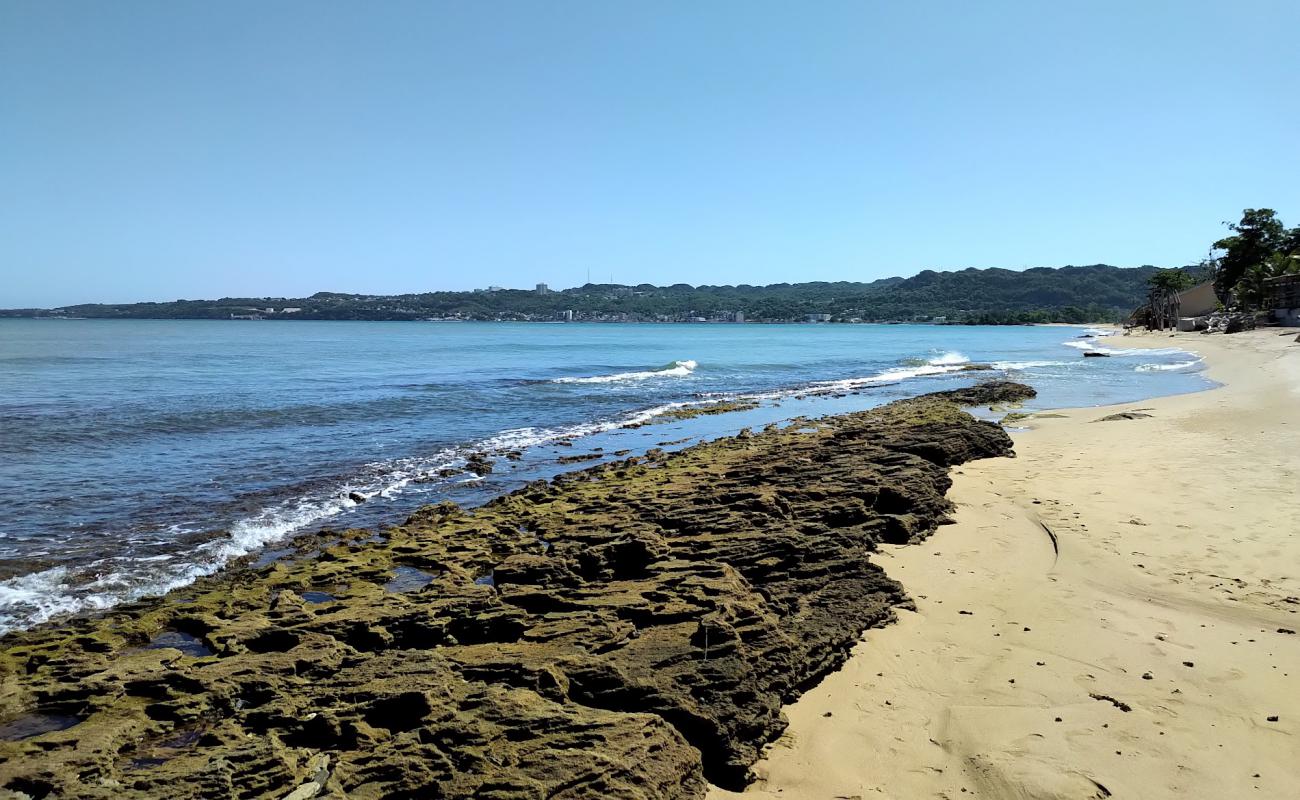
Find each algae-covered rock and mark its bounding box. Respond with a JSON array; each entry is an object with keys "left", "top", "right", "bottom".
[{"left": 0, "top": 382, "right": 1033, "bottom": 799}]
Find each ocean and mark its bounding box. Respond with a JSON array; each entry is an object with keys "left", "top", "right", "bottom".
[{"left": 0, "top": 319, "right": 1210, "bottom": 635}]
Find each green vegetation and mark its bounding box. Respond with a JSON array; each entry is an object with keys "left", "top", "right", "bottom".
[
  {"left": 1210, "top": 208, "right": 1300, "bottom": 309},
  {"left": 2, "top": 264, "right": 1175, "bottom": 324},
  {"left": 1147, "top": 267, "right": 1199, "bottom": 295}
]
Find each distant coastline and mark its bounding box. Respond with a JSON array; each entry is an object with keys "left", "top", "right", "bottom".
[{"left": 0, "top": 264, "right": 1190, "bottom": 325}]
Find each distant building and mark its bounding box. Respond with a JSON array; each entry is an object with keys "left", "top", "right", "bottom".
[
  {"left": 806, "top": 313, "right": 832, "bottom": 323},
  {"left": 488, "top": 286, "right": 504, "bottom": 292},
  {"left": 536, "top": 283, "right": 549, "bottom": 294},
  {"left": 1177, "top": 281, "right": 1218, "bottom": 317},
  {"left": 562, "top": 310, "right": 574, "bottom": 321},
  {"left": 281, "top": 307, "right": 302, "bottom": 314},
  {"left": 1266, "top": 274, "right": 1300, "bottom": 326}
]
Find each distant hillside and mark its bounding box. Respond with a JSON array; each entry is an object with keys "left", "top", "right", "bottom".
[{"left": 3, "top": 264, "right": 1178, "bottom": 324}]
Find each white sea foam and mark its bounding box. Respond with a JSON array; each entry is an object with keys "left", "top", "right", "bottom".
[
  {"left": 0, "top": 447, "right": 472, "bottom": 636},
  {"left": 927, "top": 351, "right": 970, "bottom": 366},
  {"left": 992, "top": 360, "right": 1067, "bottom": 370},
  {"left": 0, "top": 568, "right": 83, "bottom": 636},
  {"left": 478, "top": 399, "right": 707, "bottom": 452},
  {"left": 1136, "top": 359, "right": 1204, "bottom": 372},
  {"left": 802, "top": 363, "right": 970, "bottom": 394},
  {"left": 552, "top": 359, "right": 697, "bottom": 384},
  {"left": 1063, "top": 339, "right": 1188, "bottom": 357}
]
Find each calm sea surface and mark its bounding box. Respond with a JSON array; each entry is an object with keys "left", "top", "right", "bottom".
[{"left": 0, "top": 319, "right": 1210, "bottom": 634}]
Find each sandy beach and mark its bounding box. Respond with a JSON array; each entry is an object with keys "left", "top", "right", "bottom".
[{"left": 711, "top": 327, "right": 1300, "bottom": 800}]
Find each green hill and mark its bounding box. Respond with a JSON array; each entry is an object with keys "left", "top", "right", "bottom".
[{"left": 5, "top": 264, "right": 1178, "bottom": 324}]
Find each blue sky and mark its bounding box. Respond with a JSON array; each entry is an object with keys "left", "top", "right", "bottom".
[{"left": 2, "top": 1, "right": 1297, "bottom": 307}]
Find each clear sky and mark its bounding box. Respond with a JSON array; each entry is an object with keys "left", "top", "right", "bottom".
[{"left": 2, "top": 1, "right": 1297, "bottom": 307}]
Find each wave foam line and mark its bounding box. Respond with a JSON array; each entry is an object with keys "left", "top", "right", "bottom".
[
  {"left": 803, "top": 363, "right": 971, "bottom": 394},
  {"left": 1063, "top": 340, "right": 1189, "bottom": 357},
  {"left": 927, "top": 351, "right": 970, "bottom": 366},
  {"left": 0, "top": 445, "right": 464, "bottom": 636},
  {"left": 1135, "top": 359, "right": 1204, "bottom": 372},
  {"left": 552, "top": 359, "right": 697, "bottom": 384},
  {"left": 992, "top": 360, "right": 1068, "bottom": 370}
]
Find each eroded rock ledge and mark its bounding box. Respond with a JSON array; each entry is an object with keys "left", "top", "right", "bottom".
[{"left": 0, "top": 382, "right": 1034, "bottom": 800}]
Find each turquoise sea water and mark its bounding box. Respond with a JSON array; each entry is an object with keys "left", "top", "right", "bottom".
[{"left": 0, "top": 319, "right": 1210, "bottom": 634}]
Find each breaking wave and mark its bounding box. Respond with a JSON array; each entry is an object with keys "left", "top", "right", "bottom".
[
  {"left": 927, "top": 351, "right": 970, "bottom": 366},
  {"left": 1136, "top": 359, "right": 1204, "bottom": 372},
  {"left": 800, "top": 363, "right": 970, "bottom": 395},
  {"left": 992, "top": 360, "right": 1067, "bottom": 370},
  {"left": 1064, "top": 340, "right": 1188, "bottom": 357},
  {"left": 552, "top": 359, "right": 698, "bottom": 384},
  {"left": 0, "top": 447, "right": 466, "bottom": 636}
]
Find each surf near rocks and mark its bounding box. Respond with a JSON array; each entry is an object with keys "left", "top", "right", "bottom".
[{"left": 0, "top": 381, "right": 1034, "bottom": 799}]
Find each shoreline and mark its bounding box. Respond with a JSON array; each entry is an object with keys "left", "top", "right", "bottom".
[
  {"left": 1, "top": 322, "right": 1207, "bottom": 640},
  {"left": 711, "top": 327, "right": 1300, "bottom": 799},
  {"left": 0, "top": 328, "right": 1272, "bottom": 798}
]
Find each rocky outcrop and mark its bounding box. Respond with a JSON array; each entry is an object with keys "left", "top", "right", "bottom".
[
  {"left": 464, "top": 452, "right": 495, "bottom": 476},
  {"left": 0, "top": 382, "right": 1033, "bottom": 800},
  {"left": 1094, "top": 411, "right": 1153, "bottom": 422},
  {"left": 922, "top": 380, "right": 1037, "bottom": 408}
]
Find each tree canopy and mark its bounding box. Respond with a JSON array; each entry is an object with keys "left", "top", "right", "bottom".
[{"left": 1212, "top": 208, "right": 1300, "bottom": 308}]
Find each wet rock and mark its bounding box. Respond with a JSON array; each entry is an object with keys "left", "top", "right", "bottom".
[
  {"left": 144, "top": 630, "right": 213, "bottom": 658},
  {"left": 1094, "top": 412, "right": 1153, "bottom": 422},
  {"left": 1083, "top": 351, "right": 1110, "bottom": 357},
  {"left": 0, "top": 383, "right": 1033, "bottom": 799},
  {"left": 926, "top": 380, "right": 1038, "bottom": 407},
  {"left": 465, "top": 452, "right": 494, "bottom": 476},
  {"left": 1089, "top": 693, "right": 1132, "bottom": 712},
  {"left": 557, "top": 452, "right": 603, "bottom": 465},
  {"left": 347, "top": 491, "right": 366, "bottom": 504}
]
